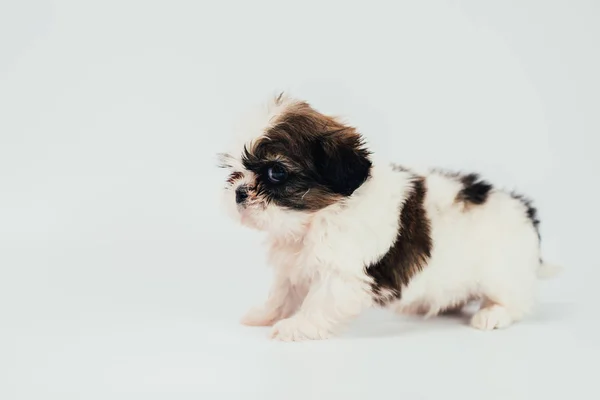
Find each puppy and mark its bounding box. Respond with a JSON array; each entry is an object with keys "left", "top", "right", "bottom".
[{"left": 218, "top": 93, "right": 560, "bottom": 341}]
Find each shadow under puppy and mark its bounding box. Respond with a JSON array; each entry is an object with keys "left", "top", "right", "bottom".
[{"left": 218, "top": 94, "right": 560, "bottom": 341}]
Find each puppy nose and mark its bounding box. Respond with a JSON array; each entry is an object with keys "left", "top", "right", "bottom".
[{"left": 235, "top": 186, "right": 249, "bottom": 204}]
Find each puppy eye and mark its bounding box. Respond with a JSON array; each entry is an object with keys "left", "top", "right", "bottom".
[{"left": 267, "top": 164, "right": 288, "bottom": 184}]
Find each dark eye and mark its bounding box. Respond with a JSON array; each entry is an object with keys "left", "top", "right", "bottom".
[{"left": 267, "top": 164, "right": 288, "bottom": 184}]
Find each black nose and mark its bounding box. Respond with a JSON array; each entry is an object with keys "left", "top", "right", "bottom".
[{"left": 235, "top": 186, "right": 249, "bottom": 204}]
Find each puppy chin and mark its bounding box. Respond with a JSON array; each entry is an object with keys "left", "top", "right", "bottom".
[
  {"left": 237, "top": 206, "right": 267, "bottom": 231},
  {"left": 234, "top": 200, "right": 314, "bottom": 241},
  {"left": 221, "top": 189, "right": 264, "bottom": 231},
  {"left": 219, "top": 187, "right": 242, "bottom": 223}
]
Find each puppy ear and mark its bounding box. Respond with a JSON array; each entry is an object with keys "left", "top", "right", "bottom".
[{"left": 312, "top": 130, "right": 372, "bottom": 196}]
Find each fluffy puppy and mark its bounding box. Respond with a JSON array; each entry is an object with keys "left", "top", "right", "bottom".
[{"left": 218, "top": 94, "right": 560, "bottom": 341}]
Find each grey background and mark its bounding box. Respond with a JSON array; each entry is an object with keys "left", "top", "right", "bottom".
[{"left": 1, "top": 1, "right": 598, "bottom": 399}]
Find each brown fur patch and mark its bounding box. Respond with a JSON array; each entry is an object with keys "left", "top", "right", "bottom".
[{"left": 366, "top": 177, "right": 432, "bottom": 306}]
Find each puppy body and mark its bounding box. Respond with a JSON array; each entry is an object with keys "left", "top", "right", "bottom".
[{"left": 219, "top": 95, "right": 558, "bottom": 341}]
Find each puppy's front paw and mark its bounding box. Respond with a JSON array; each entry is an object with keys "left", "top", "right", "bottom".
[
  {"left": 270, "top": 316, "right": 332, "bottom": 342},
  {"left": 240, "top": 306, "right": 278, "bottom": 327},
  {"left": 470, "top": 305, "right": 513, "bottom": 330}
]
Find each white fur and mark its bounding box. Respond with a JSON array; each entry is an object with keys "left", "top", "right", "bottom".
[
  {"left": 394, "top": 174, "right": 542, "bottom": 324},
  {"left": 221, "top": 96, "right": 558, "bottom": 341}
]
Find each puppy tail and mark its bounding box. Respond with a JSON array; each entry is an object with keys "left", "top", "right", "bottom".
[{"left": 536, "top": 261, "right": 562, "bottom": 279}]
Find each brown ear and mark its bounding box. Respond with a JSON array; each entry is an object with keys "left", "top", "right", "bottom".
[{"left": 311, "top": 130, "right": 372, "bottom": 196}]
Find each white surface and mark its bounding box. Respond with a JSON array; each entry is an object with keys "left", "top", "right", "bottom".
[{"left": 1, "top": 1, "right": 598, "bottom": 399}]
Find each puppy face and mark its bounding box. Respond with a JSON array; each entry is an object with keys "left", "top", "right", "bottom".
[{"left": 219, "top": 95, "right": 372, "bottom": 235}]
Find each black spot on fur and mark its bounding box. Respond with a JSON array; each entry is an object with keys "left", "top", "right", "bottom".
[
  {"left": 430, "top": 168, "right": 493, "bottom": 205},
  {"left": 366, "top": 177, "right": 432, "bottom": 305},
  {"left": 457, "top": 173, "right": 493, "bottom": 205},
  {"left": 511, "top": 192, "right": 541, "bottom": 241}
]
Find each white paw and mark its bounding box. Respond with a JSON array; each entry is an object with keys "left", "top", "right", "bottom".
[
  {"left": 470, "top": 305, "right": 513, "bottom": 331},
  {"left": 240, "top": 306, "right": 278, "bottom": 327},
  {"left": 270, "top": 316, "right": 332, "bottom": 342}
]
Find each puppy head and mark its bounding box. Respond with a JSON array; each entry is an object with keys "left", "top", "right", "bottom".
[{"left": 219, "top": 94, "right": 372, "bottom": 236}]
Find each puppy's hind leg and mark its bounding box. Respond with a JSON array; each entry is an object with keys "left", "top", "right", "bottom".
[{"left": 470, "top": 273, "right": 536, "bottom": 331}]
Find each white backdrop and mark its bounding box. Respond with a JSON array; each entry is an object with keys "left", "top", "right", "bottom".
[{"left": 1, "top": 1, "right": 598, "bottom": 399}]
